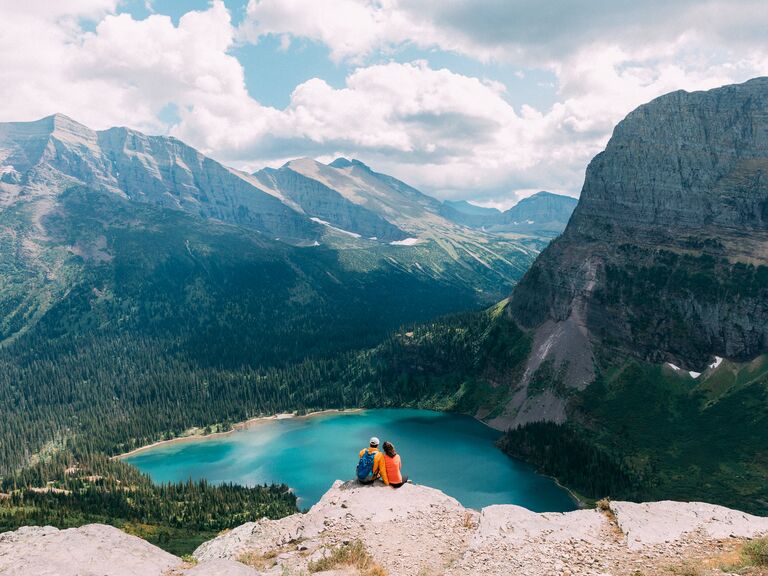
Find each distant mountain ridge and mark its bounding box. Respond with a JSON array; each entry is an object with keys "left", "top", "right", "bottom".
[
  {"left": 443, "top": 199, "right": 501, "bottom": 217},
  {"left": 0, "top": 113, "right": 559, "bottom": 252},
  {"left": 0, "top": 114, "right": 319, "bottom": 244},
  {"left": 502, "top": 192, "right": 578, "bottom": 228},
  {"left": 251, "top": 156, "right": 452, "bottom": 242},
  {"left": 441, "top": 191, "right": 577, "bottom": 236}
]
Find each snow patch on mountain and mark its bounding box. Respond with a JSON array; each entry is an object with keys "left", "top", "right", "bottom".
[
  {"left": 389, "top": 237, "right": 421, "bottom": 246},
  {"left": 310, "top": 217, "right": 362, "bottom": 238}
]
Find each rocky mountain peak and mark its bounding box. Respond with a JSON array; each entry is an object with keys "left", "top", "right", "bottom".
[
  {"left": 569, "top": 76, "right": 768, "bottom": 239},
  {"left": 1, "top": 113, "right": 92, "bottom": 139},
  {"left": 47, "top": 113, "right": 94, "bottom": 136},
  {"left": 32, "top": 113, "right": 99, "bottom": 155},
  {"left": 509, "top": 77, "right": 768, "bottom": 370},
  {"left": 0, "top": 113, "right": 99, "bottom": 177},
  {"left": 328, "top": 157, "right": 372, "bottom": 172},
  {"left": 502, "top": 191, "right": 578, "bottom": 225},
  {"left": 327, "top": 157, "right": 354, "bottom": 168},
  {"left": 440, "top": 192, "right": 576, "bottom": 236}
]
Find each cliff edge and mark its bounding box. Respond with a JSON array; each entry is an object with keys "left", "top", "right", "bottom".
[{"left": 1, "top": 481, "right": 766, "bottom": 576}]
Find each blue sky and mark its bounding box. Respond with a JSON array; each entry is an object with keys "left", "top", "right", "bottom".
[{"left": 1, "top": 0, "right": 766, "bottom": 208}]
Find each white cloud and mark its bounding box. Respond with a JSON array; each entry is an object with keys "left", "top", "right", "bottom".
[
  {"left": 1, "top": 0, "right": 767, "bottom": 206},
  {"left": 0, "top": 0, "right": 118, "bottom": 19},
  {"left": 238, "top": 0, "right": 450, "bottom": 64},
  {"left": 240, "top": 0, "right": 768, "bottom": 67},
  {"left": 165, "top": 59, "right": 580, "bottom": 200},
  {"left": 0, "top": 1, "right": 259, "bottom": 136},
  {"left": 234, "top": 0, "right": 768, "bottom": 200}
]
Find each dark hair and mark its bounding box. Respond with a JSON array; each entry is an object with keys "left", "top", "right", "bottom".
[{"left": 383, "top": 441, "right": 396, "bottom": 457}]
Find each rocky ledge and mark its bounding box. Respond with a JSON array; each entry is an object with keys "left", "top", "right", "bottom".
[{"left": 1, "top": 481, "right": 767, "bottom": 576}]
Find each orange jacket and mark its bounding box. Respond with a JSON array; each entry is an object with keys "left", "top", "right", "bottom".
[
  {"left": 358, "top": 447, "right": 389, "bottom": 485},
  {"left": 383, "top": 453, "right": 402, "bottom": 484}
]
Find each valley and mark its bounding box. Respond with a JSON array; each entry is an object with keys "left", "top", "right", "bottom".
[
  {"left": 0, "top": 114, "right": 571, "bottom": 475},
  {"left": 0, "top": 112, "right": 578, "bottom": 553}
]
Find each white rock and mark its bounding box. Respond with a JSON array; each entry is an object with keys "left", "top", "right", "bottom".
[
  {"left": 610, "top": 500, "right": 768, "bottom": 548},
  {"left": 182, "top": 558, "right": 261, "bottom": 575},
  {"left": 194, "top": 515, "right": 305, "bottom": 562},
  {"left": 5, "top": 483, "right": 768, "bottom": 576},
  {"left": 473, "top": 505, "right": 606, "bottom": 546},
  {"left": 0, "top": 524, "right": 181, "bottom": 576}
]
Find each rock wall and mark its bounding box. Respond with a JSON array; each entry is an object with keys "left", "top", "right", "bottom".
[{"left": 510, "top": 77, "right": 768, "bottom": 369}]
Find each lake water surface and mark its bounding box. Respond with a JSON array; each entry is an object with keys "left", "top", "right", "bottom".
[{"left": 125, "top": 409, "right": 577, "bottom": 511}]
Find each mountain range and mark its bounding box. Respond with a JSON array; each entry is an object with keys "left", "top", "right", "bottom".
[{"left": 0, "top": 114, "right": 545, "bottom": 350}]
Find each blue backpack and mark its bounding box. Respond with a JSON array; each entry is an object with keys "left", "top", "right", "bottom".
[{"left": 356, "top": 450, "right": 376, "bottom": 480}]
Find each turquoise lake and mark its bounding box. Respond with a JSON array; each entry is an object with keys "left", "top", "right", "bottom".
[{"left": 125, "top": 409, "right": 577, "bottom": 511}]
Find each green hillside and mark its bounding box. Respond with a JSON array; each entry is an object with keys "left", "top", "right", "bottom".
[{"left": 0, "top": 185, "right": 525, "bottom": 473}]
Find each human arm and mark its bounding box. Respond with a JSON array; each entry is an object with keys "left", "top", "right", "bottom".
[{"left": 376, "top": 453, "right": 389, "bottom": 485}]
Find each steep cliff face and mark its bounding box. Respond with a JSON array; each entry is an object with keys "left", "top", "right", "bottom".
[
  {"left": 510, "top": 77, "right": 768, "bottom": 369},
  {"left": 476, "top": 79, "right": 768, "bottom": 510}
]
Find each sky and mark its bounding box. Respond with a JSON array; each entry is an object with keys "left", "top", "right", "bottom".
[{"left": 0, "top": 1, "right": 767, "bottom": 209}]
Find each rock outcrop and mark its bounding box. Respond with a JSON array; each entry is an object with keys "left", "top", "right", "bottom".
[
  {"left": 0, "top": 524, "right": 181, "bottom": 576},
  {"left": 5, "top": 482, "right": 764, "bottom": 576}
]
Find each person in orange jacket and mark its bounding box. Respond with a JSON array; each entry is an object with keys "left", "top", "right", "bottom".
[
  {"left": 382, "top": 441, "right": 408, "bottom": 488},
  {"left": 356, "top": 436, "right": 388, "bottom": 485}
]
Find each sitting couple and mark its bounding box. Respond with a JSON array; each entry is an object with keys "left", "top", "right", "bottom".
[{"left": 356, "top": 437, "right": 409, "bottom": 488}]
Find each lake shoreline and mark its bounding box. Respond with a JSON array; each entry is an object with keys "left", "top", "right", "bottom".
[
  {"left": 468, "top": 414, "right": 586, "bottom": 510},
  {"left": 115, "top": 408, "right": 362, "bottom": 460},
  {"left": 120, "top": 407, "right": 581, "bottom": 513}
]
